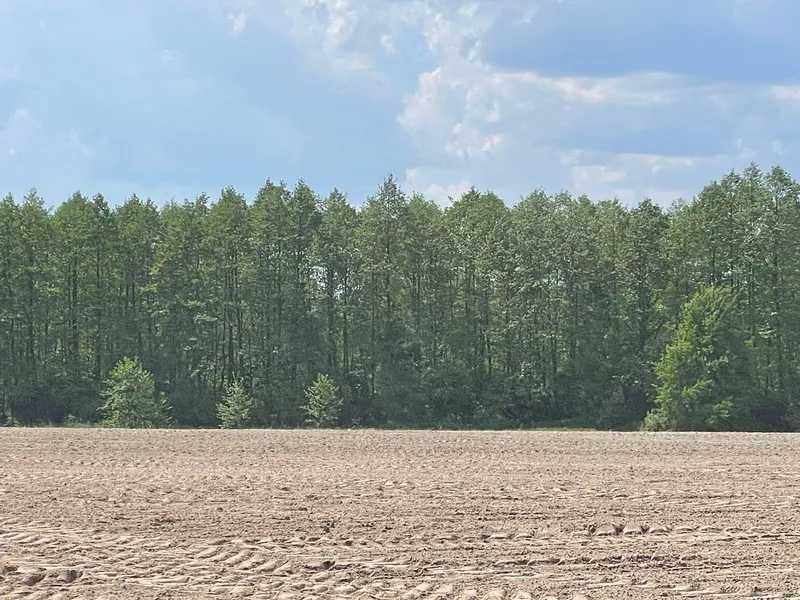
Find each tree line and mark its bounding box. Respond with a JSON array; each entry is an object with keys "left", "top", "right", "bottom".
[{"left": 1, "top": 164, "right": 799, "bottom": 430}]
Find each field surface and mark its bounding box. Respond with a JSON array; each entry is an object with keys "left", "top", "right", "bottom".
[{"left": 1, "top": 429, "right": 799, "bottom": 599}]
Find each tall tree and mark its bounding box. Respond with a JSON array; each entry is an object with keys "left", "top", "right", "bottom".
[
  {"left": 151, "top": 196, "right": 214, "bottom": 424},
  {"left": 3, "top": 165, "right": 800, "bottom": 431},
  {"left": 248, "top": 181, "right": 292, "bottom": 423},
  {"left": 358, "top": 176, "right": 416, "bottom": 423},
  {"left": 205, "top": 188, "right": 248, "bottom": 393},
  {"left": 618, "top": 199, "right": 669, "bottom": 418},
  {"left": 647, "top": 286, "right": 755, "bottom": 431},
  {"left": 52, "top": 192, "right": 96, "bottom": 420},
  {"left": 315, "top": 189, "right": 361, "bottom": 412},
  {"left": 0, "top": 194, "right": 20, "bottom": 421},
  {"left": 115, "top": 195, "right": 161, "bottom": 365}
]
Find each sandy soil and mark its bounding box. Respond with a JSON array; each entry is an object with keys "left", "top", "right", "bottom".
[{"left": 1, "top": 429, "right": 799, "bottom": 599}]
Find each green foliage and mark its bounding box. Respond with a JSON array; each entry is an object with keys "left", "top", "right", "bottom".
[
  {"left": 217, "top": 380, "right": 256, "bottom": 428},
  {"left": 304, "top": 374, "right": 342, "bottom": 427},
  {"left": 2, "top": 166, "right": 800, "bottom": 431},
  {"left": 646, "top": 286, "right": 754, "bottom": 431},
  {"left": 100, "top": 357, "right": 171, "bottom": 428}
]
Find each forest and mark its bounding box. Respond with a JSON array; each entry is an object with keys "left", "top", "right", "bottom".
[{"left": 1, "top": 164, "right": 798, "bottom": 431}]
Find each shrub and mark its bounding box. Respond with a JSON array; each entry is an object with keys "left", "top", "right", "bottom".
[
  {"left": 99, "top": 357, "right": 171, "bottom": 428},
  {"left": 304, "top": 374, "right": 341, "bottom": 427},
  {"left": 217, "top": 380, "right": 256, "bottom": 428},
  {"left": 642, "top": 408, "right": 669, "bottom": 432}
]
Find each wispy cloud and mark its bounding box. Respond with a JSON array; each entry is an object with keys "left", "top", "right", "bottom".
[
  {"left": 404, "top": 167, "right": 471, "bottom": 207},
  {"left": 227, "top": 11, "right": 248, "bottom": 35},
  {"left": 283, "top": 0, "right": 373, "bottom": 75},
  {"left": 2, "top": 0, "right": 800, "bottom": 206},
  {"left": 771, "top": 85, "right": 800, "bottom": 103}
]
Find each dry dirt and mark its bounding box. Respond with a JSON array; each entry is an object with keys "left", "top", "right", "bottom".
[{"left": 1, "top": 429, "right": 799, "bottom": 599}]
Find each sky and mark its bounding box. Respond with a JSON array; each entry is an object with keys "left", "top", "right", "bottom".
[{"left": 2, "top": 0, "right": 800, "bottom": 208}]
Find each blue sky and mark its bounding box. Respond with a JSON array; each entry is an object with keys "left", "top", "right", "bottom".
[{"left": 2, "top": 0, "right": 800, "bottom": 207}]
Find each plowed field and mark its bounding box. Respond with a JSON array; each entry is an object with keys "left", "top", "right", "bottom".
[{"left": 1, "top": 429, "right": 799, "bottom": 599}]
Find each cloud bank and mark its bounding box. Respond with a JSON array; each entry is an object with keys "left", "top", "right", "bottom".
[{"left": 2, "top": 0, "right": 800, "bottom": 206}]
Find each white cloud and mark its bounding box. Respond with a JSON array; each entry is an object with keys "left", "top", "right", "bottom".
[
  {"left": 388, "top": 3, "right": 800, "bottom": 205},
  {"left": 221, "top": 1, "right": 800, "bottom": 206},
  {"left": 561, "top": 151, "right": 739, "bottom": 205},
  {"left": 398, "top": 68, "right": 443, "bottom": 131},
  {"left": 10, "top": 107, "right": 33, "bottom": 123},
  {"left": 458, "top": 3, "right": 480, "bottom": 20},
  {"left": 395, "top": 3, "right": 697, "bottom": 195},
  {"left": 548, "top": 73, "right": 676, "bottom": 106},
  {"left": 572, "top": 164, "right": 626, "bottom": 189},
  {"left": 445, "top": 125, "right": 503, "bottom": 159},
  {"left": 227, "top": 11, "right": 248, "bottom": 35},
  {"left": 160, "top": 49, "right": 180, "bottom": 67},
  {"left": 404, "top": 167, "right": 471, "bottom": 207},
  {"left": 322, "top": 0, "right": 358, "bottom": 48},
  {"left": 516, "top": 6, "right": 539, "bottom": 25},
  {"left": 771, "top": 85, "right": 800, "bottom": 103},
  {"left": 283, "top": 0, "right": 373, "bottom": 75},
  {"left": 380, "top": 33, "right": 395, "bottom": 54}
]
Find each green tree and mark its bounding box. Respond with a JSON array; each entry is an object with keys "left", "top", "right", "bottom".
[
  {"left": 115, "top": 195, "right": 161, "bottom": 371},
  {"left": 314, "top": 190, "right": 362, "bottom": 421},
  {"left": 52, "top": 192, "right": 98, "bottom": 420},
  {"left": 0, "top": 194, "right": 20, "bottom": 422},
  {"left": 358, "top": 176, "right": 413, "bottom": 422},
  {"left": 404, "top": 194, "right": 451, "bottom": 423},
  {"left": 618, "top": 199, "right": 669, "bottom": 418},
  {"left": 646, "top": 286, "right": 754, "bottom": 431},
  {"left": 304, "top": 373, "right": 341, "bottom": 427},
  {"left": 284, "top": 181, "right": 322, "bottom": 413},
  {"left": 444, "top": 189, "right": 510, "bottom": 420},
  {"left": 217, "top": 380, "right": 256, "bottom": 428},
  {"left": 508, "top": 191, "right": 562, "bottom": 421},
  {"left": 205, "top": 187, "right": 249, "bottom": 392},
  {"left": 247, "top": 181, "right": 292, "bottom": 423},
  {"left": 5, "top": 165, "right": 800, "bottom": 432},
  {"left": 151, "top": 197, "right": 215, "bottom": 425},
  {"left": 100, "top": 357, "right": 171, "bottom": 428}
]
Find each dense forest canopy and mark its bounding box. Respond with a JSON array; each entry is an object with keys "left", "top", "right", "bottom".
[{"left": 1, "top": 164, "right": 799, "bottom": 430}]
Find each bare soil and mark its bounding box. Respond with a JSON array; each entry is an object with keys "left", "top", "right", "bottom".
[{"left": 1, "top": 429, "right": 799, "bottom": 599}]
